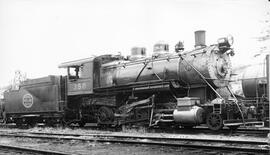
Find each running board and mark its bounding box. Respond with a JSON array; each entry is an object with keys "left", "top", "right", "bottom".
[{"left": 223, "top": 119, "right": 264, "bottom": 127}]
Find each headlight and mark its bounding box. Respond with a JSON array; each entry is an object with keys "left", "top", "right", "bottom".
[
  {"left": 217, "top": 37, "right": 227, "bottom": 45},
  {"left": 217, "top": 35, "right": 234, "bottom": 50}
]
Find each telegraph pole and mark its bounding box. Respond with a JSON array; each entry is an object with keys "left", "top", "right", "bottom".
[
  {"left": 266, "top": 55, "right": 269, "bottom": 131},
  {"left": 265, "top": 54, "right": 270, "bottom": 142}
]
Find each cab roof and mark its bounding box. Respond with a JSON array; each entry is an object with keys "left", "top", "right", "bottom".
[{"left": 58, "top": 57, "right": 94, "bottom": 68}]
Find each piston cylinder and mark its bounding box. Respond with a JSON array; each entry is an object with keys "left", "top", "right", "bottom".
[{"left": 173, "top": 106, "right": 204, "bottom": 125}]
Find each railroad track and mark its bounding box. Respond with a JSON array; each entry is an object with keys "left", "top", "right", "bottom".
[
  {"left": 149, "top": 126, "right": 270, "bottom": 137},
  {"left": 0, "top": 130, "right": 269, "bottom": 154},
  {"left": 0, "top": 143, "right": 69, "bottom": 155},
  {"left": 0, "top": 123, "right": 268, "bottom": 136}
]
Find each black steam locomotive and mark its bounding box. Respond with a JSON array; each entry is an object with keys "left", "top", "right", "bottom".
[{"left": 1, "top": 31, "right": 263, "bottom": 130}]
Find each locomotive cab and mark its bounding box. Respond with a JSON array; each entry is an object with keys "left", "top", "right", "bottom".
[{"left": 59, "top": 58, "right": 94, "bottom": 96}]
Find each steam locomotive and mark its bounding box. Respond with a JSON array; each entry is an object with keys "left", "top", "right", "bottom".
[{"left": 1, "top": 31, "right": 264, "bottom": 130}]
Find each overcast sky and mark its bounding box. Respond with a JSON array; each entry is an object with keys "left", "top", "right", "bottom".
[{"left": 0, "top": 0, "right": 269, "bottom": 87}]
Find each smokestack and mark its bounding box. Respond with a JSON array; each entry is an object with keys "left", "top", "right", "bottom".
[{"left": 194, "top": 30, "right": 206, "bottom": 48}]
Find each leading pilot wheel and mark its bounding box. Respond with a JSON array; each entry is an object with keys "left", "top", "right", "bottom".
[{"left": 206, "top": 113, "right": 224, "bottom": 131}]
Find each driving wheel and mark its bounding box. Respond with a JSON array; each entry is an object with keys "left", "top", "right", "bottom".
[
  {"left": 206, "top": 113, "right": 223, "bottom": 131},
  {"left": 97, "top": 106, "right": 114, "bottom": 123}
]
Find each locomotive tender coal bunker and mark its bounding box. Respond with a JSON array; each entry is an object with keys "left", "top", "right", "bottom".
[
  {"left": 3, "top": 76, "right": 66, "bottom": 126},
  {"left": 3, "top": 31, "right": 260, "bottom": 130}
]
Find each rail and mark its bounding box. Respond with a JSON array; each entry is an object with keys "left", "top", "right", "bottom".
[
  {"left": 0, "top": 144, "right": 69, "bottom": 155},
  {"left": 0, "top": 130, "right": 268, "bottom": 154}
]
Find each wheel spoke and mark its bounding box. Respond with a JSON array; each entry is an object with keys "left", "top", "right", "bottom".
[{"left": 206, "top": 113, "right": 223, "bottom": 131}]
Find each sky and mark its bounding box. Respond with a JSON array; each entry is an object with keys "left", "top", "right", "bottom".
[{"left": 0, "top": 0, "right": 269, "bottom": 87}]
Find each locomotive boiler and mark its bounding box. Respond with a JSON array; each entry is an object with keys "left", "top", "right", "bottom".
[{"left": 3, "top": 31, "right": 254, "bottom": 130}]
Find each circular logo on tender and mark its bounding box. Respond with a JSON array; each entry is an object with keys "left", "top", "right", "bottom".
[{"left": 22, "top": 94, "right": 33, "bottom": 108}]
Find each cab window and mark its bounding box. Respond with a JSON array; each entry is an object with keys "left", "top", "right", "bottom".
[{"left": 68, "top": 66, "right": 81, "bottom": 79}]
